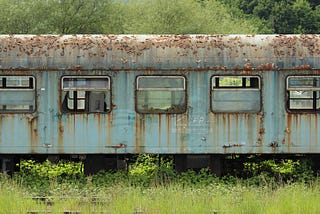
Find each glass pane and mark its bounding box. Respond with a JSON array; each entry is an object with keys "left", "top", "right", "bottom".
[
  {"left": 317, "top": 96, "right": 320, "bottom": 109},
  {"left": 67, "top": 99, "right": 74, "bottom": 110},
  {"left": 288, "top": 77, "right": 320, "bottom": 89},
  {"left": 289, "top": 91, "right": 313, "bottom": 99},
  {"left": 136, "top": 90, "right": 186, "bottom": 113},
  {"left": 138, "top": 76, "right": 185, "bottom": 90},
  {"left": 290, "top": 100, "right": 313, "bottom": 109},
  {"left": 212, "top": 90, "right": 260, "bottom": 112},
  {"left": 77, "top": 100, "right": 85, "bottom": 110},
  {"left": 63, "top": 77, "right": 109, "bottom": 90},
  {"left": 0, "top": 89, "right": 35, "bottom": 112},
  {"left": 5, "top": 105, "right": 30, "bottom": 110},
  {"left": 288, "top": 91, "right": 315, "bottom": 110},
  {"left": 68, "top": 91, "right": 74, "bottom": 99},
  {"left": 0, "top": 76, "right": 33, "bottom": 88},
  {"left": 78, "top": 91, "right": 86, "bottom": 98}
]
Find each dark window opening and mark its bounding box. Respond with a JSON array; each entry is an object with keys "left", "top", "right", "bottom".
[{"left": 61, "top": 76, "right": 111, "bottom": 113}]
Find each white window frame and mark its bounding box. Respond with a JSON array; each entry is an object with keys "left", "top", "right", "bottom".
[{"left": 0, "top": 76, "right": 36, "bottom": 112}]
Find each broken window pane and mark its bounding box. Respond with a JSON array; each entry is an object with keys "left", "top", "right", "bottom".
[{"left": 61, "top": 76, "right": 111, "bottom": 113}]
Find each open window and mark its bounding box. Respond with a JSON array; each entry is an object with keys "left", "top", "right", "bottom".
[
  {"left": 287, "top": 76, "right": 320, "bottom": 112},
  {"left": 211, "top": 76, "right": 261, "bottom": 113},
  {"left": 0, "top": 76, "right": 35, "bottom": 112},
  {"left": 136, "top": 76, "right": 187, "bottom": 114},
  {"left": 61, "top": 76, "right": 111, "bottom": 113}
]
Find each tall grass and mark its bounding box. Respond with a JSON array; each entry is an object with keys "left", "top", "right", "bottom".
[{"left": 1, "top": 176, "right": 320, "bottom": 213}]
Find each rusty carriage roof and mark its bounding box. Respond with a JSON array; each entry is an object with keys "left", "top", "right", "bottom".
[{"left": 0, "top": 34, "right": 319, "bottom": 71}]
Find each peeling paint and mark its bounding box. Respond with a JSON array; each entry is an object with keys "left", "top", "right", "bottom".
[
  {"left": 0, "top": 35, "right": 319, "bottom": 156},
  {"left": 0, "top": 35, "right": 319, "bottom": 71}
]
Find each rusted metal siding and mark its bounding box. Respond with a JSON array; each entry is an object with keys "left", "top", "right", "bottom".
[
  {"left": 0, "top": 35, "right": 319, "bottom": 71},
  {"left": 0, "top": 35, "right": 319, "bottom": 155}
]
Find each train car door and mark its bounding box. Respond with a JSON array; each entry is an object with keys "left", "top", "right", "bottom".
[
  {"left": 36, "top": 72, "right": 60, "bottom": 153},
  {"left": 0, "top": 75, "right": 37, "bottom": 153},
  {"left": 209, "top": 75, "right": 264, "bottom": 153},
  {"left": 58, "top": 75, "right": 112, "bottom": 154}
]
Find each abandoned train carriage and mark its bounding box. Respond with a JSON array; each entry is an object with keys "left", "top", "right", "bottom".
[{"left": 0, "top": 34, "right": 319, "bottom": 174}]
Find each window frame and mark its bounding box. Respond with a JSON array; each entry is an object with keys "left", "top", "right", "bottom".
[
  {"left": 61, "top": 75, "right": 112, "bottom": 113},
  {"left": 135, "top": 75, "right": 187, "bottom": 114},
  {"left": 286, "top": 75, "right": 320, "bottom": 113},
  {"left": 0, "top": 75, "right": 36, "bottom": 113},
  {"left": 0, "top": 76, "right": 35, "bottom": 90},
  {"left": 0, "top": 75, "right": 37, "bottom": 114},
  {"left": 210, "top": 75, "right": 261, "bottom": 113}
]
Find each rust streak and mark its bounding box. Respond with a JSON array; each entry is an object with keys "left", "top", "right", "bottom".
[
  {"left": 286, "top": 114, "right": 292, "bottom": 147},
  {"left": 166, "top": 114, "right": 171, "bottom": 149},
  {"left": 107, "top": 113, "right": 113, "bottom": 149}
]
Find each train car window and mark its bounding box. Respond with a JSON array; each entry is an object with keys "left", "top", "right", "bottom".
[
  {"left": 61, "top": 76, "right": 111, "bottom": 113},
  {"left": 211, "top": 76, "right": 261, "bottom": 113},
  {"left": 136, "top": 76, "right": 186, "bottom": 114},
  {"left": 287, "top": 76, "right": 320, "bottom": 111},
  {"left": 0, "top": 76, "right": 35, "bottom": 112}
]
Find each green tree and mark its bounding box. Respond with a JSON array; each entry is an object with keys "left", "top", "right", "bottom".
[
  {"left": 0, "top": 0, "right": 51, "bottom": 34},
  {"left": 0, "top": 0, "right": 113, "bottom": 34},
  {"left": 0, "top": 0, "right": 267, "bottom": 34},
  {"left": 271, "top": 1, "right": 296, "bottom": 33},
  {"left": 292, "top": 0, "right": 318, "bottom": 33},
  {"left": 219, "top": 0, "right": 320, "bottom": 33},
  {"left": 47, "top": 0, "right": 110, "bottom": 34},
  {"left": 123, "top": 0, "right": 260, "bottom": 34}
]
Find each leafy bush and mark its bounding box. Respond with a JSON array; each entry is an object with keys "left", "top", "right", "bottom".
[
  {"left": 177, "top": 168, "right": 219, "bottom": 187},
  {"left": 128, "top": 154, "right": 176, "bottom": 186},
  {"left": 19, "top": 159, "right": 84, "bottom": 180},
  {"left": 16, "top": 159, "right": 86, "bottom": 195},
  {"left": 243, "top": 159, "right": 313, "bottom": 184},
  {"left": 91, "top": 170, "right": 128, "bottom": 187}
]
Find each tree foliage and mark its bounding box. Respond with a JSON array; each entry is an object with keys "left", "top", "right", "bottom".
[
  {"left": 0, "top": 0, "right": 260, "bottom": 34},
  {"left": 123, "top": 0, "right": 259, "bottom": 34},
  {"left": 0, "top": 0, "right": 112, "bottom": 34},
  {"left": 220, "top": 0, "right": 320, "bottom": 33},
  {"left": 0, "top": 0, "right": 318, "bottom": 34}
]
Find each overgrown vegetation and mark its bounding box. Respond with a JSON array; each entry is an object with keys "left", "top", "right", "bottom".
[
  {"left": 243, "top": 158, "right": 313, "bottom": 184},
  {"left": 15, "top": 155, "right": 316, "bottom": 192},
  {"left": 0, "top": 155, "right": 318, "bottom": 213}
]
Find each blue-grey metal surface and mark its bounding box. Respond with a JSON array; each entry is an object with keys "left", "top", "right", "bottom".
[{"left": 0, "top": 35, "right": 319, "bottom": 155}]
